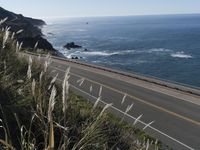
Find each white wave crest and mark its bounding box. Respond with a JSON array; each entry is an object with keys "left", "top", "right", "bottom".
[
  {"left": 148, "top": 48, "right": 172, "bottom": 53},
  {"left": 171, "top": 52, "right": 193, "bottom": 58},
  {"left": 82, "top": 51, "right": 120, "bottom": 56},
  {"left": 72, "top": 29, "right": 87, "bottom": 32}
]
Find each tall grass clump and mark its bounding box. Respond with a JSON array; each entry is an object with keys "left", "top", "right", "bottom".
[{"left": 0, "top": 18, "right": 165, "bottom": 150}]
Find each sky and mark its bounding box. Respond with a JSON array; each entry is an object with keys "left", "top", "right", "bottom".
[{"left": 0, "top": 0, "right": 200, "bottom": 19}]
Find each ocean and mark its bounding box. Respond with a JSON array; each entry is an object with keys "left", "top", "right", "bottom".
[{"left": 42, "top": 14, "right": 200, "bottom": 87}]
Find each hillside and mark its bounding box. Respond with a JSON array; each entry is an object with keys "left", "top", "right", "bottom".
[
  {"left": 0, "top": 7, "right": 55, "bottom": 51},
  {"left": 0, "top": 7, "right": 45, "bottom": 25},
  {"left": 0, "top": 24, "right": 163, "bottom": 150},
  {"left": 0, "top": 7, "right": 45, "bottom": 37}
]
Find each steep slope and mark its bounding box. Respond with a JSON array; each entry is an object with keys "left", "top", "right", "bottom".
[{"left": 0, "top": 7, "right": 55, "bottom": 51}]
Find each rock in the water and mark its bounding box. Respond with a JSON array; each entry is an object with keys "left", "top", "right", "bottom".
[
  {"left": 64, "top": 42, "right": 82, "bottom": 50},
  {"left": 84, "top": 49, "right": 88, "bottom": 51},
  {"left": 47, "top": 32, "right": 54, "bottom": 36},
  {"left": 71, "top": 56, "right": 79, "bottom": 59}
]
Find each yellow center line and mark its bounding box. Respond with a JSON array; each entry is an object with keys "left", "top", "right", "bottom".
[{"left": 49, "top": 65, "right": 200, "bottom": 126}]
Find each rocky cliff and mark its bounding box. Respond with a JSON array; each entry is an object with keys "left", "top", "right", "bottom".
[{"left": 0, "top": 7, "right": 55, "bottom": 51}]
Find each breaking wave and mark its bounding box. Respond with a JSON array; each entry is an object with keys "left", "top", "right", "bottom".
[
  {"left": 147, "top": 48, "right": 172, "bottom": 53},
  {"left": 171, "top": 52, "right": 193, "bottom": 58},
  {"left": 82, "top": 51, "right": 120, "bottom": 56},
  {"left": 60, "top": 47, "right": 193, "bottom": 60},
  {"left": 78, "top": 48, "right": 172, "bottom": 57}
]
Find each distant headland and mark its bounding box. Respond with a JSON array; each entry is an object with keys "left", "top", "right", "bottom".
[{"left": 0, "top": 7, "right": 56, "bottom": 53}]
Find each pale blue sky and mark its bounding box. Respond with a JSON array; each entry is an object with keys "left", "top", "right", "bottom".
[{"left": 0, "top": 0, "right": 200, "bottom": 19}]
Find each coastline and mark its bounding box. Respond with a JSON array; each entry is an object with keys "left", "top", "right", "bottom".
[{"left": 42, "top": 15, "right": 200, "bottom": 88}]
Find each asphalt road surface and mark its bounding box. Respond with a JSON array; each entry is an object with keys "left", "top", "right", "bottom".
[{"left": 23, "top": 53, "right": 200, "bottom": 150}]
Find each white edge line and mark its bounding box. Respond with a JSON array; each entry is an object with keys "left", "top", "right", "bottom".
[
  {"left": 62, "top": 80, "right": 194, "bottom": 150},
  {"left": 47, "top": 61, "right": 195, "bottom": 150}
]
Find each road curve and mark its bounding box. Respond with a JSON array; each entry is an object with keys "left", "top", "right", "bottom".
[{"left": 22, "top": 52, "right": 200, "bottom": 150}]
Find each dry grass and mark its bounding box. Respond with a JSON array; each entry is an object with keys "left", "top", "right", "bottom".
[{"left": 0, "top": 18, "right": 165, "bottom": 150}]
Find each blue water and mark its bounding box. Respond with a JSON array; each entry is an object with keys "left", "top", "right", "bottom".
[{"left": 43, "top": 14, "right": 200, "bottom": 87}]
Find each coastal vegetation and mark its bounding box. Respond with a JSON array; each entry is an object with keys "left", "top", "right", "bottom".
[{"left": 0, "top": 17, "right": 166, "bottom": 150}]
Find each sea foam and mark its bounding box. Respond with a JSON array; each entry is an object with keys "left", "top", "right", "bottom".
[
  {"left": 82, "top": 51, "right": 120, "bottom": 56},
  {"left": 171, "top": 52, "right": 193, "bottom": 58}
]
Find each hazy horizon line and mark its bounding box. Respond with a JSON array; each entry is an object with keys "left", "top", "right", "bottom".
[{"left": 40, "top": 12, "right": 200, "bottom": 21}]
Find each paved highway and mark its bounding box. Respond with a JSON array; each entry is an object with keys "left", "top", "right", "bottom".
[{"left": 23, "top": 53, "right": 200, "bottom": 150}]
